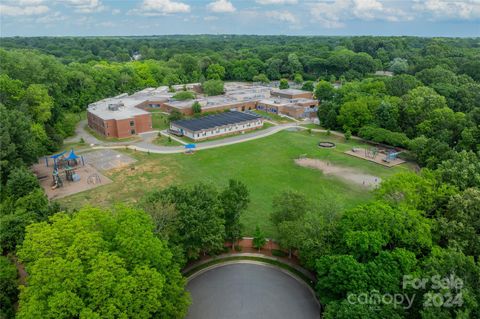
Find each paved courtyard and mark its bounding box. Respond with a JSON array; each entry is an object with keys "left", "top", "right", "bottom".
[
  {"left": 186, "top": 262, "right": 320, "bottom": 319},
  {"left": 82, "top": 149, "right": 137, "bottom": 171}
]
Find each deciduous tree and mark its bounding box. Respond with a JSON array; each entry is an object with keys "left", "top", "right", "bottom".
[{"left": 16, "top": 206, "right": 190, "bottom": 319}]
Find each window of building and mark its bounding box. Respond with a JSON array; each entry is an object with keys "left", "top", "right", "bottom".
[{"left": 130, "top": 120, "right": 134, "bottom": 127}]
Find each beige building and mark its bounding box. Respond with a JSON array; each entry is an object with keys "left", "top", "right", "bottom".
[{"left": 170, "top": 111, "right": 264, "bottom": 141}]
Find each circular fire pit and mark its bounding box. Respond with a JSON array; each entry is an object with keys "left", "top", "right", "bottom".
[{"left": 318, "top": 141, "right": 336, "bottom": 148}]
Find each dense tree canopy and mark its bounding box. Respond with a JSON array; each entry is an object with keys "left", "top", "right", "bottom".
[
  {"left": 16, "top": 206, "right": 190, "bottom": 319},
  {"left": 141, "top": 181, "right": 249, "bottom": 261}
]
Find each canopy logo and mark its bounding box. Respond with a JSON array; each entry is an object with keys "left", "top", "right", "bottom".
[{"left": 347, "top": 274, "right": 464, "bottom": 310}]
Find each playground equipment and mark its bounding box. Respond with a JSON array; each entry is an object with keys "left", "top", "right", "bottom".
[
  {"left": 52, "top": 169, "right": 63, "bottom": 189},
  {"left": 318, "top": 141, "right": 336, "bottom": 148},
  {"left": 47, "top": 149, "right": 84, "bottom": 190},
  {"left": 46, "top": 150, "right": 66, "bottom": 170},
  {"left": 87, "top": 173, "right": 101, "bottom": 185},
  {"left": 65, "top": 166, "right": 80, "bottom": 182},
  {"left": 384, "top": 151, "right": 401, "bottom": 163},
  {"left": 46, "top": 149, "right": 85, "bottom": 170},
  {"left": 365, "top": 147, "right": 379, "bottom": 159}
]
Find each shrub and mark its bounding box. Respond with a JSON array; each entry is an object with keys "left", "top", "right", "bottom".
[
  {"left": 253, "top": 74, "right": 270, "bottom": 83},
  {"left": 192, "top": 101, "right": 201, "bottom": 114},
  {"left": 301, "top": 81, "right": 314, "bottom": 92},
  {"left": 202, "top": 80, "right": 224, "bottom": 96},
  {"left": 358, "top": 125, "right": 410, "bottom": 148},
  {"left": 279, "top": 79, "right": 289, "bottom": 89},
  {"left": 173, "top": 91, "right": 195, "bottom": 100},
  {"left": 344, "top": 130, "right": 352, "bottom": 141},
  {"left": 168, "top": 110, "right": 184, "bottom": 122}
]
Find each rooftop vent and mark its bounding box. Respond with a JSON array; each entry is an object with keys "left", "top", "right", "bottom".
[{"left": 108, "top": 102, "right": 124, "bottom": 111}]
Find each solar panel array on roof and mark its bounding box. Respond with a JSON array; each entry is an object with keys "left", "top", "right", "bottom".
[{"left": 172, "top": 111, "right": 261, "bottom": 132}]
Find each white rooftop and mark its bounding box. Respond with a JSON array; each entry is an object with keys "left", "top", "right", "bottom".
[
  {"left": 88, "top": 83, "right": 315, "bottom": 120},
  {"left": 271, "top": 88, "right": 310, "bottom": 95}
]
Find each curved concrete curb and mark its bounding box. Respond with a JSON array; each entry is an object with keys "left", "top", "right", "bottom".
[
  {"left": 185, "top": 259, "right": 321, "bottom": 308},
  {"left": 183, "top": 252, "right": 315, "bottom": 282}
]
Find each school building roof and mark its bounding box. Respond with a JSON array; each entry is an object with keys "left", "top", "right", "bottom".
[{"left": 172, "top": 111, "right": 261, "bottom": 132}]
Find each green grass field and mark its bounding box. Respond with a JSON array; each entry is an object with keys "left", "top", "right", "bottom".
[
  {"left": 252, "top": 110, "right": 295, "bottom": 123},
  {"left": 153, "top": 135, "right": 182, "bottom": 146},
  {"left": 59, "top": 130, "right": 412, "bottom": 236},
  {"left": 151, "top": 112, "right": 170, "bottom": 130}
]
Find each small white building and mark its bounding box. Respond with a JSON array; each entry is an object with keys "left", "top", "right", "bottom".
[{"left": 170, "top": 111, "right": 264, "bottom": 141}]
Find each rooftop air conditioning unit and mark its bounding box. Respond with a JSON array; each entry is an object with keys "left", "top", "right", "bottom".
[{"left": 108, "top": 104, "right": 118, "bottom": 111}]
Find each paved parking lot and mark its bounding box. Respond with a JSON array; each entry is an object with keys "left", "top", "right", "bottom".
[{"left": 186, "top": 263, "right": 320, "bottom": 319}]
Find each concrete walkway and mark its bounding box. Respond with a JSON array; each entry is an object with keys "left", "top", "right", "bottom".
[
  {"left": 128, "top": 123, "right": 301, "bottom": 154},
  {"left": 64, "top": 119, "right": 101, "bottom": 145},
  {"left": 66, "top": 118, "right": 351, "bottom": 155}
]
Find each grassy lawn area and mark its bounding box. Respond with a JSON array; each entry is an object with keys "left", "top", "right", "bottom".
[
  {"left": 252, "top": 110, "right": 295, "bottom": 123},
  {"left": 151, "top": 112, "right": 170, "bottom": 130},
  {"left": 300, "top": 123, "right": 324, "bottom": 129},
  {"left": 59, "top": 130, "right": 412, "bottom": 237},
  {"left": 59, "top": 141, "right": 91, "bottom": 153},
  {"left": 153, "top": 134, "right": 182, "bottom": 146}
]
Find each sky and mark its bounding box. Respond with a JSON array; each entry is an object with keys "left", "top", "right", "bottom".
[{"left": 0, "top": 0, "right": 479, "bottom": 37}]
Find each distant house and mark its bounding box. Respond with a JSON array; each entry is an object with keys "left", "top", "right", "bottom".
[
  {"left": 170, "top": 111, "right": 264, "bottom": 141},
  {"left": 374, "top": 71, "right": 394, "bottom": 77},
  {"left": 131, "top": 52, "right": 142, "bottom": 61}
]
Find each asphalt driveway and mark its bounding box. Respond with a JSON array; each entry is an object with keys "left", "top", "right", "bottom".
[{"left": 186, "top": 263, "right": 320, "bottom": 319}]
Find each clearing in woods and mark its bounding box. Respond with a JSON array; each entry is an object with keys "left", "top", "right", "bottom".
[{"left": 59, "top": 130, "right": 413, "bottom": 236}]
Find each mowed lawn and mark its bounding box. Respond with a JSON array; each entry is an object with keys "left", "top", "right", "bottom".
[{"left": 59, "top": 130, "right": 412, "bottom": 236}]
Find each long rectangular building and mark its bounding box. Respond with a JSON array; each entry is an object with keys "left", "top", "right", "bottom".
[{"left": 170, "top": 111, "right": 264, "bottom": 141}]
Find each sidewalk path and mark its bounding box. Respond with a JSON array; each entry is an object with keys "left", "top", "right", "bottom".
[
  {"left": 66, "top": 118, "right": 352, "bottom": 155},
  {"left": 64, "top": 119, "right": 101, "bottom": 145},
  {"left": 182, "top": 252, "right": 316, "bottom": 283}
]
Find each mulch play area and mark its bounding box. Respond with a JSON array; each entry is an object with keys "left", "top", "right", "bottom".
[
  {"left": 32, "top": 149, "right": 136, "bottom": 200},
  {"left": 345, "top": 147, "right": 406, "bottom": 167}
]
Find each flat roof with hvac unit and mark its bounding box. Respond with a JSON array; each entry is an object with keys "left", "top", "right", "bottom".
[
  {"left": 172, "top": 111, "right": 261, "bottom": 132},
  {"left": 170, "top": 111, "right": 264, "bottom": 141}
]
